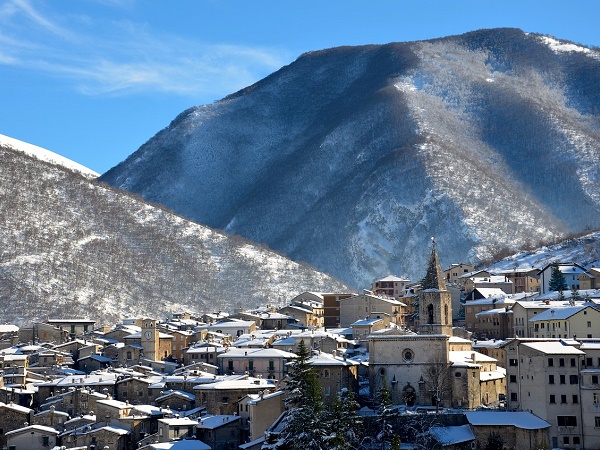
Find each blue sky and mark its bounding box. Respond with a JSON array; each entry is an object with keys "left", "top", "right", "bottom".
[{"left": 1, "top": 0, "right": 600, "bottom": 174}]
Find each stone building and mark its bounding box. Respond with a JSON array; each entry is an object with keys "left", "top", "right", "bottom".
[{"left": 368, "top": 241, "right": 505, "bottom": 410}]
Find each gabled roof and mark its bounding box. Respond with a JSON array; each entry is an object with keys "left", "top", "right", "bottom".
[
  {"left": 6, "top": 424, "right": 60, "bottom": 436},
  {"left": 529, "top": 304, "right": 598, "bottom": 321},
  {"left": 373, "top": 275, "right": 410, "bottom": 282},
  {"left": 538, "top": 261, "right": 587, "bottom": 274}
]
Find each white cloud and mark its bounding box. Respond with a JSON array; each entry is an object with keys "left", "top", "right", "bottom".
[{"left": 0, "top": 0, "right": 290, "bottom": 98}]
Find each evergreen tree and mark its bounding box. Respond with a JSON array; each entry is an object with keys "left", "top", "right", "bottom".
[
  {"left": 323, "top": 389, "right": 362, "bottom": 450},
  {"left": 264, "top": 339, "right": 326, "bottom": 450},
  {"left": 484, "top": 431, "right": 504, "bottom": 450},
  {"left": 548, "top": 262, "right": 568, "bottom": 292},
  {"left": 376, "top": 384, "right": 399, "bottom": 449},
  {"left": 570, "top": 286, "right": 582, "bottom": 302}
]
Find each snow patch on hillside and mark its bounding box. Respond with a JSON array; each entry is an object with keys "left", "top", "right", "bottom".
[
  {"left": 0, "top": 134, "right": 98, "bottom": 178},
  {"left": 538, "top": 35, "right": 592, "bottom": 54}
]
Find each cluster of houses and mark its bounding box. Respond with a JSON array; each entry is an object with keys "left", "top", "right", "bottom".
[{"left": 1, "top": 248, "right": 600, "bottom": 449}]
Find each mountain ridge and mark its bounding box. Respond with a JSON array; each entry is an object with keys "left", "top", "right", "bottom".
[{"left": 101, "top": 28, "right": 600, "bottom": 287}]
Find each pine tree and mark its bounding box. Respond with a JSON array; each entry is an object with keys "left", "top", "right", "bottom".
[
  {"left": 265, "top": 339, "right": 327, "bottom": 450},
  {"left": 376, "top": 384, "right": 399, "bottom": 449},
  {"left": 548, "top": 262, "right": 568, "bottom": 292},
  {"left": 570, "top": 286, "right": 582, "bottom": 302},
  {"left": 485, "top": 431, "right": 504, "bottom": 450},
  {"left": 323, "top": 389, "right": 362, "bottom": 450}
]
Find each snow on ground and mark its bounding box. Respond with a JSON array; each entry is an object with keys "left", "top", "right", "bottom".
[
  {"left": 0, "top": 133, "right": 99, "bottom": 178},
  {"left": 487, "top": 232, "right": 600, "bottom": 272},
  {"left": 537, "top": 35, "right": 593, "bottom": 54}
]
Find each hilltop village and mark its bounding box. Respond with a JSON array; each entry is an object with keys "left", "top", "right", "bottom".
[{"left": 2, "top": 245, "right": 600, "bottom": 450}]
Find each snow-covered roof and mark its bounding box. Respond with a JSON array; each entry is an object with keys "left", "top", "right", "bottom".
[
  {"left": 155, "top": 389, "right": 196, "bottom": 402},
  {"left": 193, "top": 376, "right": 276, "bottom": 391},
  {"left": 308, "top": 352, "right": 359, "bottom": 366},
  {"left": 475, "top": 308, "right": 512, "bottom": 317},
  {"left": 5, "top": 424, "right": 60, "bottom": 436},
  {"left": 373, "top": 275, "right": 410, "bottom": 282},
  {"left": 217, "top": 348, "right": 296, "bottom": 359},
  {"left": 150, "top": 440, "right": 211, "bottom": 450},
  {"left": 351, "top": 318, "right": 383, "bottom": 326},
  {"left": 465, "top": 411, "right": 550, "bottom": 429},
  {"left": 521, "top": 341, "right": 585, "bottom": 355},
  {"left": 529, "top": 304, "right": 594, "bottom": 321},
  {"left": 0, "top": 401, "right": 33, "bottom": 414},
  {"left": 159, "top": 416, "right": 198, "bottom": 426},
  {"left": 430, "top": 424, "right": 475, "bottom": 445},
  {"left": 90, "top": 425, "right": 130, "bottom": 435},
  {"left": 197, "top": 414, "right": 239, "bottom": 429}
]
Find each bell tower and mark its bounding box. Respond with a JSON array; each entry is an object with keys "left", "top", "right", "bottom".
[
  {"left": 418, "top": 238, "right": 453, "bottom": 335},
  {"left": 141, "top": 318, "right": 159, "bottom": 361}
]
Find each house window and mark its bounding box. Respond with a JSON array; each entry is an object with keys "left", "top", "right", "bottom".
[
  {"left": 550, "top": 395, "right": 556, "bottom": 404},
  {"left": 561, "top": 395, "right": 567, "bottom": 404},
  {"left": 549, "top": 375, "right": 554, "bottom": 384},
  {"left": 42, "top": 436, "right": 50, "bottom": 447},
  {"left": 560, "top": 375, "right": 566, "bottom": 384},
  {"left": 126, "top": 351, "right": 132, "bottom": 360},
  {"left": 509, "top": 359, "right": 518, "bottom": 367},
  {"left": 323, "top": 369, "right": 330, "bottom": 379},
  {"left": 594, "top": 393, "right": 599, "bottom": 404},
  {"left": 588, "top": 321, "right": 592, "bottom": 327},
  {"left": 573, "top": 395, "right": 578, "bottom": 404},
  {"left": 570, "top": 375, "right": 579, "bottom": 385},
  {"left": 593, "top": 375, "right": 599, "bottom": 384},
  {"left": 509, "top": 375, "right": 516, "bottom": 383},
  {"left": 595, "top": 416, "right": 600, "bottom": 427},
  {"left": 269, "top": 360, "right": 275, "bottom": 371},
  {"left": 570, "top": 358, "right": 576, "bottom": 367},
  {"left": 548, "top": 358, "right": 554, "bottom": 367},
  {"left": 587, "top": 357, "right": 593, "bottom": 367},
  {"left": 228, "top": 360, "right": 234, "bottom": 371},
  {"left": 510, "top": 392, "right": 517, "bottom": 401},
  {"left": 248, "top": 360, "right": 254, "bottom": 371},
  {"left": 559, "top": 358, "right": 565, "bottom": 367},
  {"left": 557, "top": 416, "right": 577, "bottom": 427}
]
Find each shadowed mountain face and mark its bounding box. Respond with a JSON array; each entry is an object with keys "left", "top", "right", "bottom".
[
  {"left": 0, "top": 143, "right": 350, "bottom": 326},
  {"left": 102, "top": 28, "right": 600, "bottom": 287}
]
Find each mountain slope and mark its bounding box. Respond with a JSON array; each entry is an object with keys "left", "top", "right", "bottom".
[
  {"left": 101, "top": 28, "right": 600, "bottom": 287},
  {"left": 0, "top": 139, "right": 351, "bottom": 326}
]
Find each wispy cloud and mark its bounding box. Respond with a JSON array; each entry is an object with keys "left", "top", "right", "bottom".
[{"left": 0, "top": 0, "right": 290, "bottom": 99}]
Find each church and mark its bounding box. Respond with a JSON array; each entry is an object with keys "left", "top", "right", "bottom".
[{"left": 368, "top": 240, "right": 505, "bottom": 409}]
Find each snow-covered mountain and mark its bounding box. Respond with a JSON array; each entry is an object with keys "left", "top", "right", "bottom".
[
  {"left": 100, "top": 28, "right": 600, "bottom": 287},
  {"left": 487, "top": 231, "right": 600, "bottom": 273},
  {"left": 0, "top": 137, "right": 351, "bottom": 326}
]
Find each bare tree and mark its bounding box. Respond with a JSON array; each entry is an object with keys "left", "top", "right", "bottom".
[{"left": 421, "top": 352, "right": 452, "bottom": 411}]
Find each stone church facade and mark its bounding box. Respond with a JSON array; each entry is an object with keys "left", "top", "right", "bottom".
[{"left": 368, "top": 241, "right": 505, "bottom": 409}]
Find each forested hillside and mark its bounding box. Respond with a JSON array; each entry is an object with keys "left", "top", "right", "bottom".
[
  {"left": 0, "top": 143, "right": 351, "bottom": 326},
  {"left": 102, "top": 28, "right": 600, "bottom": 287}
]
